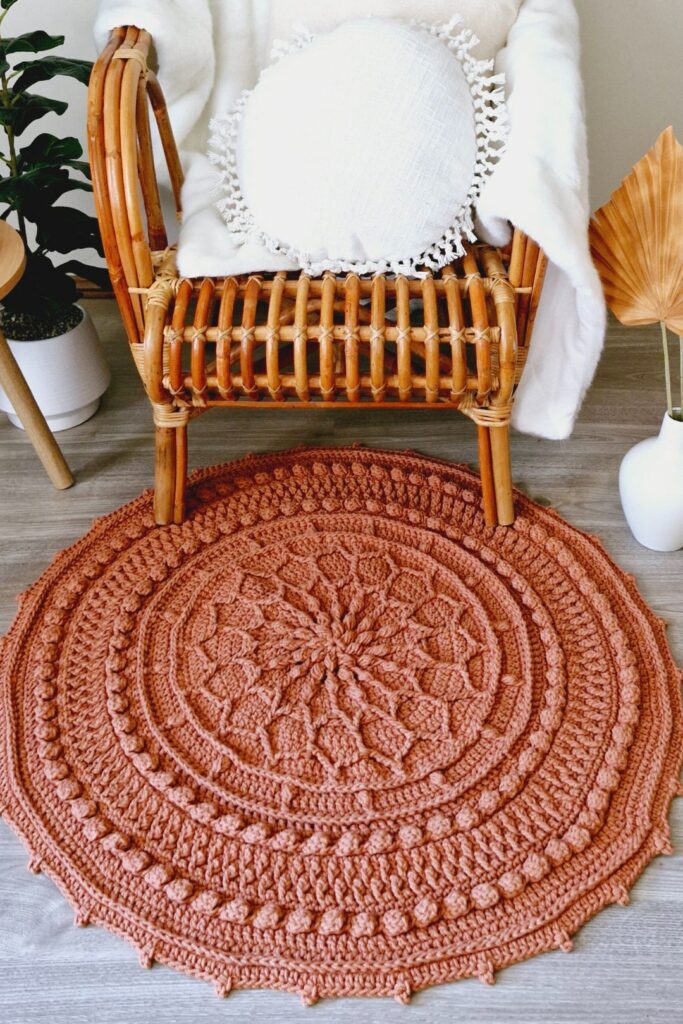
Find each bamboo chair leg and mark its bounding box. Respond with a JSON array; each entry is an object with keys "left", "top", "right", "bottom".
[
  {"left": 477, "top": 425, "right": 498, "bottom": 528},
  {"left": 154, "top": 425, "right": 176, "bottom": 526},
  {"left": 490, "top": 425, "right": 515, "bottom": 527},
  {"left": 173, "top": 421, "right": 188, "bottom": 525}
]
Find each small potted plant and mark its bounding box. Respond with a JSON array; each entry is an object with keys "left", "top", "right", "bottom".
[
  {"left": 0, "top": 0, "right": 110, "bottom": 432},
  {"left": 590, "top": 127, "right": 683, "bottom": 552}
]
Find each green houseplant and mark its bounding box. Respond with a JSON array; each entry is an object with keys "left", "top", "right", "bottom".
[{"left": 0, "top": 0, "right": 111, "bottom": 430}]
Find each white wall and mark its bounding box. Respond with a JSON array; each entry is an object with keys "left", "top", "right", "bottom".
[
  {"left": 3, "top": 0, "right": 683, "bottom": 217},
  {"left": 576, "top": 0, "right": 683, "bottom": 207}
]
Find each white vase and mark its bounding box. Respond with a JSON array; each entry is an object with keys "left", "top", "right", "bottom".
[
  {"left": 619, "top": 411, "right": 683, "bottom": 552},
  {"left": 0, "top": 305, "right": 110, "bottom": 432}
]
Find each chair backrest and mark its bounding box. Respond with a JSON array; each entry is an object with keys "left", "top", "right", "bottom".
[
  {"left": 88, "top": 28, "right": 184, "bottom": 345},
  {"left": 268, "top": 1, "right": 523, "bottom": 59}
]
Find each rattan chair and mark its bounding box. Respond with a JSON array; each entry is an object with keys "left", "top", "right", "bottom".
[{"left": 87, "top": 26, "right": 548, "bottom": 528}]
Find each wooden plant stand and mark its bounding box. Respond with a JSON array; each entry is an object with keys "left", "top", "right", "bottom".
[
  {"left": 88, "top": 27, "right": 548, "bottom": 528},
  {"left": 0, "top": 221, "right": 73, "bottom": 491}
]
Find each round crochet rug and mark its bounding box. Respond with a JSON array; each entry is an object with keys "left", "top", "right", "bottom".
[{"left": 1, "top": 447, "right": 681, "bottom": 1003}]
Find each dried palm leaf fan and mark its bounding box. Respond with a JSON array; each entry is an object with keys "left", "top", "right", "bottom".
[{"left": 590, "top": 127, "right": 683, "bottom": 418}]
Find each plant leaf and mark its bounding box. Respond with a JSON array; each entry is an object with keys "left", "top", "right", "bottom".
[
  {"left": 23, "top": 181, "right": 92, "bottom": 225},
  {"left": 35, "top": 206, "right": 104, "bottom": 256},
  {"left": 2, "top": 251, "right": 78, "bottom": 315},
  {"left": 0, "top": 174, "right": 28, "bottom": 208},
  {"left": 1, "top": 0, "right": 23, "bottom": 10},
  {"left": 590, "top": 128, "right": 683, "bottom": 334},
  {"left": 0, "top": 166, "right": 90, "bottom": 221},
  {"left": 0, "top": 93, "right": 67, "bottom": 135},
  {"left": 60, "top": 259, "right": 111, "bottom": 292},
  {"left": 13, "top": 56, "right": 93, "bottom": 92},
  {"left": 69, "top": 160, "right": 91, "bottom": 180},
  {"left": 1, "top": 31, "right": 64, "bottom": 56},
  {"left": 18, "top": 133, "right": 83, "bottom": 170}
]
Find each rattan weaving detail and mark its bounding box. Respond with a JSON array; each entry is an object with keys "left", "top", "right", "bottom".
[{"left": 1, "top": 448, "right": 681, "bottom": 1003}]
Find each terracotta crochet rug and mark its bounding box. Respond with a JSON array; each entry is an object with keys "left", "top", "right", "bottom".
[{"left": 1, "top": 448, "right": 681, "bottom": 1004}]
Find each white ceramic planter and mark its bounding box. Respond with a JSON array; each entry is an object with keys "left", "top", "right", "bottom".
[
  {"left": 619, "top": 411, "right": 683, "bottom": 552},
  {"left": 0, "top": 305, "right": 110, "bottom": 432}
]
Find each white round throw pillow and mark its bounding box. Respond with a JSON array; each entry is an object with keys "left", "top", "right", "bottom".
[{"left": 209, "top": 17, "right": 507, "bottom": 276}]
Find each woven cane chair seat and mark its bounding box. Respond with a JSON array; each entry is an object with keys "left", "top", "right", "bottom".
[{"left": 140, "top": 243, "right": 538, "bottom": 418}]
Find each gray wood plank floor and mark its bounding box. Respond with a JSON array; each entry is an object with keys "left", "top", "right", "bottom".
[{"left": 1, "top": 303, "right": 681, "bottom": 1024}]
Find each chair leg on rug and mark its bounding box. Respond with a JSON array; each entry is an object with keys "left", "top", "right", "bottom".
[
  {"left": 154, "top": 425, "right": 176, "bottom": 526},
  {"left": 173, "top": 422, "right": 188, "bottom": 525},
  {"left": 477, "top": 425, "right": 499, "bottom": 528},
  {"left": 490, "top": 425, "right": 515, "bottom": 527}
]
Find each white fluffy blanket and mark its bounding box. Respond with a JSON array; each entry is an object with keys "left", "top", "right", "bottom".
[{"left": 94, "top": 0, "right": 606, "bottom": 440}]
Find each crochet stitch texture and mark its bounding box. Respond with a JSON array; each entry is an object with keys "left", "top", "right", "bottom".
[{"left": 1, "top": 447, "right": 681, "bottom": 1003}]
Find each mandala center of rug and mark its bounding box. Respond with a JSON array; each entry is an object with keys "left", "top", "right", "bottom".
[{"left": 151, "top": 532, "right": 506, "bottom": 806}]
